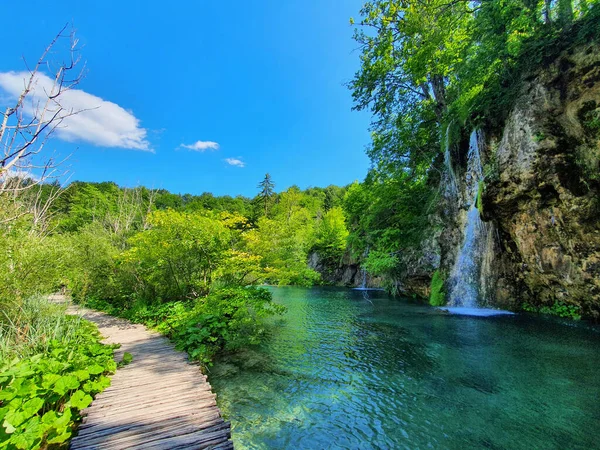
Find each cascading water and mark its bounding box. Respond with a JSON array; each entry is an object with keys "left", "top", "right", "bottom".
[
  {"left": 354, "top": 245, "right": 382, "bottom": 292},
  {"left": 446, "top": 130, "right": 492, "bottom": 309},
  {"left": 443, "top": 124, "right": 458, "bottom": 197},
  {"left": 360, "top": 245, "right": 370, "bottom": 288},
  {"left": 361, "top": 265, "right": 367, "bottom": 289}
]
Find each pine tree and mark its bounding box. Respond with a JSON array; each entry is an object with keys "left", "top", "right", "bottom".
[{"left": 257, "top": 173, "right": 275, "bottom": 217}]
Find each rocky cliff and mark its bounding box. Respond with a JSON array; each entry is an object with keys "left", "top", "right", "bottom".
[
  {"left": 307, "top": 250, "right": 384, "bottom": 288},
  {"left": 480, "top": 43, "right": 600, "bottom": 319}
]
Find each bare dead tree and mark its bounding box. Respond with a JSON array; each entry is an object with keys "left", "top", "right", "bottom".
[
  {"left": 0, "top": 24, "right": 84, "bottom": 227},
  {"left": 107, "top": 187, "right": 146, "bottom": 236}
]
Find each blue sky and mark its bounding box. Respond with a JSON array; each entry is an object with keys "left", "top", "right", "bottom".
[{"left": 0, "top": 1, "right": 371, "bottom": 197}]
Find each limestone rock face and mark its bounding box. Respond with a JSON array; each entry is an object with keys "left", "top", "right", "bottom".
[
  {"left": 483, "top": 43, "right": 600, "bottom": 318},
  {"left": 307, "top": 250, "right": 383, "bottom": 288}
]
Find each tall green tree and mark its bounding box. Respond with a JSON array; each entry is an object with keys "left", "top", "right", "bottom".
[{"left": 257, "top": 173, "right": 276, "bottom": 217}]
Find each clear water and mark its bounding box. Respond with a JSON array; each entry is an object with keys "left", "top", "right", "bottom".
[{"left": 210, "top": 287, "right": 600, "bottom": 450}]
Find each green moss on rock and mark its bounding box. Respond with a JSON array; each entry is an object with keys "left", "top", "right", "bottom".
[{"left": 429, "top": 270, "right": 446, "bottom": 306}]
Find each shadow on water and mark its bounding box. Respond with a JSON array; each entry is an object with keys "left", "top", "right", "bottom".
[{"left": 210, "top": 286, "right": 600, "bottom": 450}]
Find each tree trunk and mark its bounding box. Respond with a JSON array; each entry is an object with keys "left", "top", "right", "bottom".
[{"left": 429, "top": 74, "right": 447, "bottom": 123}]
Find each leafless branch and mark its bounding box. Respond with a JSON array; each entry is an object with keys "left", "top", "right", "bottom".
[{"left": 0, "top": 24, "right": 84, "bottom": 227}]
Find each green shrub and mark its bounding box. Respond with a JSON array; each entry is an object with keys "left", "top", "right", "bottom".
[
  {"left": 1, "top": 297, "right": 82, "bottom": 361},
  {"left": 363, "top": 251, "right": 399, "bottom": 278},
  {"left": 523, "top": 300, "right": 582, "bottom": 320},
  {"left": 88, "top": 287, "right": 285, "bottom": 367},
  {"left": 312, "top": 207, "right": 350, "bottom": 263},
  {"left": 0, "top": 231, "right": 65, "bottom": 308},
  {"left": 429, "top": 270, "right": 446, "bottom": 307},
  {"left": 60, "top": 223, "right": 123, "bottom": 305},
  {"left": 0, "top": 303, "right": 116, "bottom": 449}
]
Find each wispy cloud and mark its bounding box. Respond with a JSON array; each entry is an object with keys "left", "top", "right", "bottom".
[
  {"left": 225, "top": 157, "right": 245, "bottom": 168},
  {"left": 180, "top": 140, "right": 220, "bottom": 151},
  {"left": 0, "top": 71, "right": 151, "bottom": 151},
  {"left": 0, "top": 169, "right": 39, "bottom": 182}
]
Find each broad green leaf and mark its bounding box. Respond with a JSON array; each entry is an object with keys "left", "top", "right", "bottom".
[
  {"left": 122, "top": 352, "right": 133, "bottom": 365},
  {"left": 72, "top": 370, "right": 90, "bottom": 382},
  {"left": 21, "top": 398, "right": 44, "bottom": 417},
  {"left": 52, "top": 376, "right": 79, "bottom": 396},
  {"left": 68, "top": 390, "right": 93, "bottom": 410},
  {"left": 41, "top": 374, "right": 61, "bottom": 390},
  {"left": 11, "top": 432, "right": 33, "bottom": 450},
  {"left": 87, "top": 364, "right": 105, "bottom": 375},
  {"left": 3, "top": 408, "right": 27, "bottom": 431},
  {"left": 40, "top": 410, "right": 57, "bottom": 425},
  {"left": 47, "top": 430, "right": 71, "bottom": 444},
  {"left": 53, "top": 408, "right": 71, "bottom": 428},
  {"left": 0, "top": 388, "right": 16, "bottom": 402}
]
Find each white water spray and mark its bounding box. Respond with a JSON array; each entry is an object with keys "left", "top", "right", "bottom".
[
  {"left": 444, "top": 124, "right": 458, "bottom": 197},
  {"left": 447, "top": 130, "right": 489, "bottom": 308}
]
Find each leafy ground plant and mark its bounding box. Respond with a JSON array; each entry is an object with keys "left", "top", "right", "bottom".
[
  {"left": 85, "top": 286, "right": 285, "bottom": 367},
  {"left": 0, "top": 299, "right": 116, "bottom": 449}
]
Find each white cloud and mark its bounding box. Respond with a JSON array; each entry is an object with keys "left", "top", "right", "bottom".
[
  {"left": 225, "top": 158, "right": 245, "bottom": 168},
  {"left": 180, "top": 140, "right": 220, "bottom": 151},
  {"left": 0, "top": 71, "right": 150, "bottom": 151},
  {"left": 0, "top": 169, "right": 39, "bottom": 182}
]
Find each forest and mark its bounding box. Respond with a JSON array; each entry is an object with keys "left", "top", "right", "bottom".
[
  {"left": 0, "top": 173, "right": 353, "bottom": 446},
  {"left": 1, "top": 0, "right": 599, "bottom": 448}
]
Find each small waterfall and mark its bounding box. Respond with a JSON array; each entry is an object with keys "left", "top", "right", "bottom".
[
  {"left": 447, "top": 130, "right": 490, "bottom": 308},
  {"left": 361, "top": 245, "right": 369, "bottom": 288},
  {"left": 354, "top": 245, "right": 380, "bottom": 291},
  {"left": 444, "top": 124, "right": 458, "bottom": 197}
]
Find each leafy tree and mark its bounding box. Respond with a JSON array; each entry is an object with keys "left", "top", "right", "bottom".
[
  {"left": 313, "top": 207, "right": 349, "bottom": 263},
  {"left": 347, "top": 0, "right": 598, "bottom": 288},
  {"left": 121, "top": 210, "right": 231, "bottom": 301}
]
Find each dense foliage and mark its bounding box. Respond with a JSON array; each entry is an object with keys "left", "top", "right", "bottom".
[
  {"left": 0, "top": 298, "right": 115, "bottom": 450},
  {"left": 0, "top": 173, "right": 352, "bottom": 447},
  {"left": 88, "top": 287, "right": 284, "bottom": 366},
  {"left": 0, "top": 175, "right": 352, "bottom": 361},
  {"left": 346, "top": 0, "right": 600, "bottom": 292}
]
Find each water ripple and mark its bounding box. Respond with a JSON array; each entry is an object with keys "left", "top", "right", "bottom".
[{"left": 211, "top": 287, "right": 600, "bottom": 450}]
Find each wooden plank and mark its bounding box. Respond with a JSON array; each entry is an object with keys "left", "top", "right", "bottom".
[
  {"left": 78, "top": 407, "right": 223, "bottom": 432},
  {"left": 83, "top": 394, "right": 218, "bottom": 422},
  {"left": 89, "top": 386, "right": 215, "bottom": 404},
  {"left": 67, "top": 305, "right": 232, "bottom": 450},
  {"left": 83, "top": 395, "right": 217, "bottom": 418},
  {"left": 71, "top": 416, "right": 224, "bottom": 448},
  {"left": 127, "top": 423, "right": 231, "bottom": 450}
]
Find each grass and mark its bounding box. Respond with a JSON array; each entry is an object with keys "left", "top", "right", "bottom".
[{"left": 0, "top": 296, "right": 85, "bottom": 361}]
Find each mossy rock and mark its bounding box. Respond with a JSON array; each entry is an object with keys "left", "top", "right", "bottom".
[{"left": 429, "top": 270, "right": 446, "bottom": 306}]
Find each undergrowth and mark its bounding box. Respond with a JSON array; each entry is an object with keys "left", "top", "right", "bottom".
[
  {"left": 0, "top": 297, "right": 116, "bottom": 449},
  {"left": 84, "top": 286, "right": 285, "bottom": 368},
  {"left": 523, "top": 300, "right": 582, "bottom": 320}
]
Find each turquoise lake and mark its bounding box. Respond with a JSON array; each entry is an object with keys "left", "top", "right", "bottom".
[{"left": 210, "top": 287, "right": 600, "bottom": 449}]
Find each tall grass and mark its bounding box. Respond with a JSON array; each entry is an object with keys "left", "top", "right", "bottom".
[{"left": 0, "top": 295, "right": 84, "bottom": 362}]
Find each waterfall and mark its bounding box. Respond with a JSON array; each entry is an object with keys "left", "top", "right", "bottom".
[
  {"left": 444, "top": 124, "right": 458, "bottom": 197},
  {"left": 354, "top": 245, "right": 380, "bottom": 291},
  {"left": 361, "top": 265, "right": 367, "bottom": 289},
  {"left": 447, "top": 130, "right": 490, "bottom": 308},
  {"left": 361, "top": 245, "right": 369, "bottom": 288}
]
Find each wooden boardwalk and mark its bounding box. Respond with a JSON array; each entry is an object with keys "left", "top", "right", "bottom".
[{"left": 67, "top": 306, "right": 233, "bottom": 450}]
